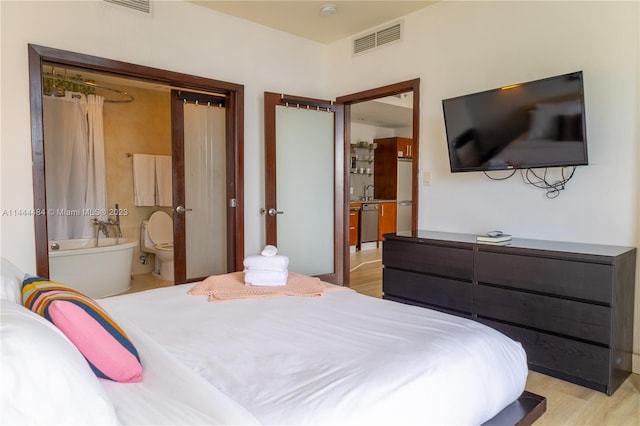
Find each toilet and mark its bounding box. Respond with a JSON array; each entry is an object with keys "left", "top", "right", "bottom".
[{"left": 140, "top": 211, "right": 174, "bottom": 281}]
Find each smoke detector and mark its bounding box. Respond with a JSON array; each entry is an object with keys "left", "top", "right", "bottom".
[{"left": 321, "top": 4, "right": 337, "bottom": 16}]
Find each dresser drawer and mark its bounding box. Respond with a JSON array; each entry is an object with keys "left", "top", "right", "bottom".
[
  {"left": 383, "top": 268, "right": 472, "bottom": 314},
  {"left": 479, "top": 318, "right": 611, "bottom": 387},
  {"left": 384, "top": 295, "right": 472, "bottom": 319},
  {"left": 475, "top": 251, "right": 613, "bottom": 304},
  {"left": 475, "top": 284, "right": 612, "bottom": 345},
  {"left": 383, "top": 240, "right": 473, "bottom": 281}
]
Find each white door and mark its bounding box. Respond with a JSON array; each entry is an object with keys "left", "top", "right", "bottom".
[{"left": 264, "top": 93, "right": 339, "bottom": 281}]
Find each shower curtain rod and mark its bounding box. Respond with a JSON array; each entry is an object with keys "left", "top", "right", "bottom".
[{"left": 42, "top": 72, "right": 135, "bottom": 103}]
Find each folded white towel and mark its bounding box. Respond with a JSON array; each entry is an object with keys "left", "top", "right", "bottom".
[
  {"left": 243, "top": 254, "right": 289, "bottom": 271},
  {"left": 132, "top": 154, "right": 156, "bottom": 206},
  {"left": 154, "top": 155, "right": 172, "bottom": 207},
  {"left": 244, "top": 270, "right": 288, "bottom": 286}
]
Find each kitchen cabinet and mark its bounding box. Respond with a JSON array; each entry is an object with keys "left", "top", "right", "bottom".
[
  {"left": 378, "top": 202, "right": 396, "bottom": 241},
  {"left": 374, "top": 137, "right": 412, "bottom": 160},
  {"left": 397, "top": 137, "right": 413, "bottom": 158},
  {"left": 373, "top": 137, "right": 413, "bottom": 200},
  {"left": 349, "top": 203, "right": 360, "bottom": 248}
]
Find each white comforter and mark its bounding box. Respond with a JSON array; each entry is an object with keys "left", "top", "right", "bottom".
[
  {"left": 100, "top": 284, "right": 527, "bottom": 425},
  {"left": 99, "top": 316, "right": 260, "bottom": 425}
]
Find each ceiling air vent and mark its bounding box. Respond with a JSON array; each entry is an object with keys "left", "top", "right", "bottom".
[
  {"left": 104, "top": 0, "right": 151, "bottom": 13},
  {"left": 353, "top": 21, "right": 402, "bottom": 55}
]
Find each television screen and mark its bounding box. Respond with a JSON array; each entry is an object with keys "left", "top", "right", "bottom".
[{"left": 442, "top": 71, "right": 588, "bottom": 172}]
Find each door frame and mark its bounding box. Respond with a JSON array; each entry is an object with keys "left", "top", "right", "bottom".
[
  {"left": 263, "top": 92, "right": 344, "bottom": 285},
  {"left": 28, "top": 44, "right": 245, "bottom": 278},
  {"left": 335, "top": 79, "right": 420, "bottom": 285}
]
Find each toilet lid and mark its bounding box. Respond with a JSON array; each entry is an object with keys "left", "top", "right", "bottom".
[{"left": 148, "top": 211, "right": 173, "bottom": 245}]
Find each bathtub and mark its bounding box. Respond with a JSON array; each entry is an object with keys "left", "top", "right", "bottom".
[{"left": 48, "top": 238, "right": 138, "bottom": 299}]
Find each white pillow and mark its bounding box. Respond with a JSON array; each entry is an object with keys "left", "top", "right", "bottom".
[
  {"left": 0, "top": 300, "right": 120, "bottom": 425},
  {"left": 1, "top": 257, "right": 24, "bottom": 304}
]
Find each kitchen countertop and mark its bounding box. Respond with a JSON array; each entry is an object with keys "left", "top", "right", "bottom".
[{"left": 350, "top": 199, "right": 396, "bottom": 204}]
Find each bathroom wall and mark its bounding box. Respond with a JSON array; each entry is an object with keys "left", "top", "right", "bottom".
[{"left": 103, "top": 83, "right": 172, "bottom": 275}]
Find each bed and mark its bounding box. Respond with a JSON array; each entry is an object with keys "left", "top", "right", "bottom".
[
  {"left": 1, "top": 258, "right": 544, "bottom": 425},
  {"left": 484, "top": 131, "right": 586, "bottom": 169}
]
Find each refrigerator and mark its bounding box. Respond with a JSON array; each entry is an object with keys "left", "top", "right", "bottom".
[{"left": 396, "top": 159, "right": 412, "bottom": 233}]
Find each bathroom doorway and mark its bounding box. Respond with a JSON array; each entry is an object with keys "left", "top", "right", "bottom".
[{"left": 29, "top": 44, "right": 245, "bottom": 292}]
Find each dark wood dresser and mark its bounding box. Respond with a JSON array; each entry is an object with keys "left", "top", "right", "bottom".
[{"left": 382, "top": 231, "right": 636, "bottom": 395}]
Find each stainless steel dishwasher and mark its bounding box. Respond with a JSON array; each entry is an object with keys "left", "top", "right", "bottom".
[{"left": 360, "top": 203, "right": 379, "bottom": 243}]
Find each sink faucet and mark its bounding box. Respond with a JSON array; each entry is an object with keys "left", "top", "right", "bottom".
[{"left": 365, "top": 184, "right": 375, "bottom": 201}]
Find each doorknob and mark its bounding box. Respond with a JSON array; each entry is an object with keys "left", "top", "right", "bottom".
[
  {"left": 260, "top": 207, "right": 284, "bottom": 216},
  {"left": 268, "top": 208, "right": 284, "bottom": 216},
  {"left": 175, "top": 205, "right": 192, "bottom": 214}
]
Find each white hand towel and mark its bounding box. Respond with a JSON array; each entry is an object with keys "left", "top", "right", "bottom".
[
  {"left": 243, "top": 255, "right": 289, "bottom": 271},
  {"left": 133, "top": 154, "right": 156, "bottom": 206},
  {"left": 244, "top": 270, "right": 288, "bottom": 286},
  {"left": 155, "top": 155, "right": 172, "bottom": 207}
]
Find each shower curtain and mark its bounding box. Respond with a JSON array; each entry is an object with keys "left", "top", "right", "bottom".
[
  {"left": 86, "top": 94, "right": 108, "bottom": 224},
  {"left": 43, "top": 92, "right": 107, "bottom": 241},
  {"left": 183, "top": 102, "right": 227, "bottom": 278}
]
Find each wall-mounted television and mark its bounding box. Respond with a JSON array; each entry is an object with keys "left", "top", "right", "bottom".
[{"left": 442, "top": 71, "right": 588, "bottom": 172}]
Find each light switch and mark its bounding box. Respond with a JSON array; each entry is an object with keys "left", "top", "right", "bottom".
[{"left": 422, "top": 171, "right": 431, "bottom": 186}]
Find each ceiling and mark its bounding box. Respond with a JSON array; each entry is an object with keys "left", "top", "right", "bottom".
[
  {"left": 188, "top": 1, "right": 437, "bottom": 44},
  {"left": 351, "top": 94, "right": 413, "bottom": 129}
]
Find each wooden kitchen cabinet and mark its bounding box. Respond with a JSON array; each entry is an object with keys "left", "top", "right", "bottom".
[
  {"left": 349, "top": 203, "right": 360, "bottom": 248},
  {"left": 374, "top": 137, "right": 413, "bottom": 159},
  {"left": 378, "top": 202, "right": 396, "bottom": 241},
  {"left": 373, "top": 137, "right": 413, "bottom": 200},
  {"left": 397, "top": 137, "right": 413, "bottom": 158}
]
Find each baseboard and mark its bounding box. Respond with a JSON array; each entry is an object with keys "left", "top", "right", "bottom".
[{"left": 360, "top": 241, "right": 378, "bottom": 250}]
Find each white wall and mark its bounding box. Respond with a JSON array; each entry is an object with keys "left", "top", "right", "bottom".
[
  {"left": 327, "top": 1, "right": 640, "bottom": 371},
  {"left": 0, "top": 0, "right": 327, "bottom": 270}
]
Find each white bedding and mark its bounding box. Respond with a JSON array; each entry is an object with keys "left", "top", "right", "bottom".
[
  {"left": 99, "top": 317, "right": 260, "bottom": 425},
  {"left": 486, "top": 132, "right": 585, "bottom": 169},
  {"left": 100, "top": 284, "right": 527, "bottom": 425}
]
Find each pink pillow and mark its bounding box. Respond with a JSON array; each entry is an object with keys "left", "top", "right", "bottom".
[{"left": 22, "top": 275, "right": 142, "bottom": 383}]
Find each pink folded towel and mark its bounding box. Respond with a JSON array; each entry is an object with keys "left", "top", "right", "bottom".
[
  {"left": 244, "top": 270, "right": 288, "bottom": 286},
  {"left": 243, "top": 254, "right": 289, "bottom": 271},
  {"left": 187, "top": 271, "right": 340, "bottom": 302}
]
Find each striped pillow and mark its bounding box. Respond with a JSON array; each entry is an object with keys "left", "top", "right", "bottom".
[{"left": 22, "top": 275, "right": 142, "bottom": 383}]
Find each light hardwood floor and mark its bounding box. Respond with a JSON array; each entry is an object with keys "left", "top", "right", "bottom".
[{"left": 349, "top": 246, "right": 640, "bottom": 426}]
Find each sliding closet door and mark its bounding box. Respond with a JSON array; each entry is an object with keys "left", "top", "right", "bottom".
[{"left": 172, "top": 90, "right": 231, "bottom": 283}]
